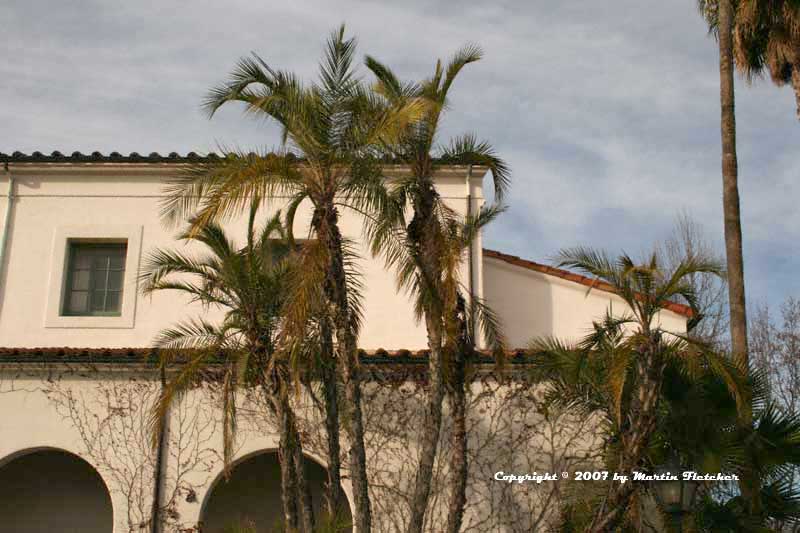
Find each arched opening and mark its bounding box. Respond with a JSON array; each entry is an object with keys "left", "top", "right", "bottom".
[
  {"left": 201, "top": 451, "right": 352, "bottom": 532},
  {"left": 0, "top": 448, "right": 113, "bottom": 533}
]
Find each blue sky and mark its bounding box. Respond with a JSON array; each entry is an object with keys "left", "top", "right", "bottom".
[{"left": 1, "top": 0, "right": 798, "bottom": 309}]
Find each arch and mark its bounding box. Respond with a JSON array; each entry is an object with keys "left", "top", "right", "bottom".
[
  {"left": 0, "top": 447, "right": 114, "bottom": 533},
  {"left": 199, "top": 448, "right": 352, "bottom": 532}
]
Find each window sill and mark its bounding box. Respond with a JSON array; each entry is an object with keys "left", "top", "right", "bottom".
[{"left": 46, "top": 314, "right": 135, "bottom": 329}]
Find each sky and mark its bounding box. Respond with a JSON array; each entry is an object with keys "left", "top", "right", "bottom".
[{"left": 1, "top": 0, "right": 798, "bottom": 309}]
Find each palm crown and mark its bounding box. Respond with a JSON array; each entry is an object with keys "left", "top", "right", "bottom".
[
  {"left": 533, "top": 247, "right": 746, "bottom": 425},
  {"left": 362, "top": 45, "right": 511, "bottom": 533},
  {"left": 158, "top": 26, "right": 425, "bottom": 533},
  {"left": 699, "top": 0, "right": 800, "bottom": 118}
]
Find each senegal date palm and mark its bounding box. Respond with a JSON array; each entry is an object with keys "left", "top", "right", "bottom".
[
  {"left": 140, "top": 204, "right": 315, "bottom": 532},
  {"left": 438, "top": 213, "right": 507, "bottom": 533},
  {"left": 373, "top": 197, "right": 505, "bottom": 533},
  {"left": 364, "top": 46, "right": 509, "bottom": 533},
  {"left": 160, "top": 26, "right": 423, "bottom": 533},
  {"left": 530, "top": 248, "right": 746, "bottom": 532}
]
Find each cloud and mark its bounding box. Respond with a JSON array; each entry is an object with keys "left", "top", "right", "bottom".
[{"left": 1, "top": 0, "right": 798, "bottom": 307}]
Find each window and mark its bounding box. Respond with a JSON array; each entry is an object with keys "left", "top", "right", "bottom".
[
  {"left": 62, "top": 242, "right": 128, "bottom": 316},
  {"left": 45, "top": 225, "right": 142, "bottom": 329}
]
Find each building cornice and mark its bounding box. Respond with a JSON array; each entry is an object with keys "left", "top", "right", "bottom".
[{"left": 0, "top": 151, "right": 490, "bottom": 180}]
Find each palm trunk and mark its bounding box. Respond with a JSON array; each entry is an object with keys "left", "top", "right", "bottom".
[
  {"left": 444, "top": 348, "right": 468, "bottom": 533},
  {"left": 792, "top": 67, "right": 800, "bottom": 120},
  {"left": 276, "top": 394, "right": 301, "bottom": 532},
  {"left": 291, "top": 424, "right": 316, "bottom": 533},
  {"left": 587, "top": 346, "right": 663, "bottom": 532},
  {"left": 406, "top": 320, "right": 446, "bottom": 533},
  {"left": 320, "top": 320, "right": 346, "bottom": 517},
  {"left": 337, "top": 343, "right": 371, "bottom": 533},
  {"left": 267, "top": 374, "right": 315, "bottom": 533},
  {"left": 406, "top": 179, "right": 448, "bottom": 533},
  {"left": 318, "top": 204, "right": 372, "bottom": 533},
  {"left": 718, "top": 0, "right": 760, "bottom": 514},
  {"left": 718, "top": 0, "right": 749, "bottom": 371}
]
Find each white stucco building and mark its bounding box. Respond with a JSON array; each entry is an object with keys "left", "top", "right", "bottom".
[{"left": 0, "top": 151, "right": 690, "bottom": 533}]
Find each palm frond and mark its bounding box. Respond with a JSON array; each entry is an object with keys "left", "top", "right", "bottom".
[
  {"left": 139, "top": 248, "right": 216, "bottom": 294},
  {"left": 147, "top": 348, "right": 215, "bottom": 448},
  {"left": 440, "top": 43, "right": 483, "bottom": 101},
  {"left": 152, "top": 318, "right": 230, "bottom": 351},
  {"left": 221, "top": 366, "right": 238, "bottom": 476},
  {"left": 437, "top": 133, "right": 510, "bottom": 201},
  {"left": 203, "top": 53, "right": 279, "bottom": 118},
  {"left": 468, "top": 295, "right": 507, "bottom": 361},
  {"left": 318, "top": 24, "right": 358, "bottom": 97},
  {"left": 160, "top": 151, "right": 301, "bottom": 229}
]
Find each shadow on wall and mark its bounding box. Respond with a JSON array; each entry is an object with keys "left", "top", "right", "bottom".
[
  {"left": 482, "top": 257, "right": 554, "bottom": 348},
  {"left": 0, "top": 176, "right": 19, "bottom": 322},
  {"left": 200, "top": 451, "right": 352, "bottom": 533},
  {"left": 0, "top": 448, "right": 114, "bottom": 533}
]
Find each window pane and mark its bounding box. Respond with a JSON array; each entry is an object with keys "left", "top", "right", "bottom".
[
  {"left": 71, "top": 269, "right": 90, "bottom": 291},
  {"left": 66, "top": 291, "right": 88, "bottom": 314},
  {"left": 73, "top": 253, "right": 92, "bottom": 269},
  {"left": 109, "top": 252, "right": 126, "bottom": 269},
  {"left": 63, "top": 242, "right": 127, "bottom": 316},
  {"left": 107, "top": 270, "right": 124, "bottom": 291},
  {"left": 91, "top": 254, "right": 110, "bottom": 270},
  {"left": 90, "top": 290, "right": 106, "bottom": 311},
  {"left": 105, "top": 292, "right": 121, "bottom": 312}
]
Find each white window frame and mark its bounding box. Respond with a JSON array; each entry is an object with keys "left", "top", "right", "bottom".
[{"left": 44, "top": 225, "right": 143, "bottom": 329}]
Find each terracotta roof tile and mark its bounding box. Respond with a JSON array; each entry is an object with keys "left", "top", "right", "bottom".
[
  {"left": 0, "top": 346, "right": 528, "bottom": 364},
  {"left": 0, "top": 151, "right": 212, "bottom": 164},
  {"left": 0, "top": 151, "right": 481, "bottom": 166}
]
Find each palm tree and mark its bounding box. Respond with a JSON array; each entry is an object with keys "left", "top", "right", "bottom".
[
  {"left": 373, "top": 199, "right": 505, "bottom": 533},
  {"left": 555, "top": 354, "right": 800, "bottom": 531},
  {"left": 698, "top": 0, "right": 800, "bottom": 358},
  {"left": 662, "top": 366, "right": 800, "bottom": 531},
  {"left": 140, "top": 202, "right": 316, "bottom": 532},
  {"left": 530, "top": 247, "right": 746, "bottom": 532},
  {"left": 698, "top": 0, "right": 749, "bottom": 379},
  {"left": 159, "top": 26, "right": 423, "bottom": 533},
  {"left": 364, "top": 46, "right": 510, "bottom": 533},
  {"left": 439, "top": 220, "right": 507, "bottom": 533},
  {"left": 698, "top": 0, "right": 788, "bottom": 512},
  {"left": 711, "top": 0, "right": 750, "bottom": 373},
  {"left": 376, "top": 192, "right": 506, "bottom": 533}
]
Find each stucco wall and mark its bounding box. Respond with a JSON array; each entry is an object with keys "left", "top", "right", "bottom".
[
  {"left": 0, "top": 165, "right": 484, "bottom": 351},
  {"left": 483, "top": 256, "right": 688, "bottom": 349},
  {"left": 0, "top": 366, "right": 602, "bottom": 533},
  {"left": 0, "top": 163, "right": 686, "bottom": 353}
]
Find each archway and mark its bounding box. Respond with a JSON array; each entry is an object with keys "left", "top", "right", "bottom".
[
  {"left": 200, "top": 451, "right": 352, "bottom": 532},
  {"left": 0, "top": 448, "right": 114, "bottom": 533}
]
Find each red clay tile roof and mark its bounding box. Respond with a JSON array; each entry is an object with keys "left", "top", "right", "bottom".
[
  {"left": 0, "top": 151, "right": 210, "bottom": 163},
  {"left": 483, "top": 248, "right": 694, "bottom": 318},
  {"left": 0, "top": 346, "right": 527, "bottom": 365},
  {"left": 0, "top": 151, "right": 481, "bottom": 166}
]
